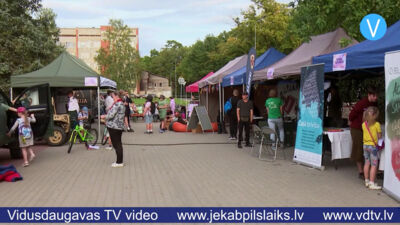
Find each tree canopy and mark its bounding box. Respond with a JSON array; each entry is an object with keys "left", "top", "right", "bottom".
[
  {"left": 0, "top": 0, "right": 63, "bottom": 93},
  {"left": 142, "top": 0, "right": 400, "bottom": 85},
  {"left": 95, "top": 19, "right": 142, "bottom": 92}
]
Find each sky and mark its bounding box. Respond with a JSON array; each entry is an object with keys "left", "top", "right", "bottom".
[{"left": 42, "top": 0, "right": 291, "bottom": 56}]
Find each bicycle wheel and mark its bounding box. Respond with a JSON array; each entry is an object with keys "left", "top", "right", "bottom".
[
  {"left": 86, "top": 128, "right": 98, "bottom": 146},
  {"left": 101, "top": 127, "right": 109, "bottom": 145},
  {"left": 67, "top": 131, "right": 77, "bottom": 154}
]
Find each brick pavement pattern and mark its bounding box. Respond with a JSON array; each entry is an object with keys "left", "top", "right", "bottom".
[{"left": 0, "top": 122, "right": 398, "bottom": 208}]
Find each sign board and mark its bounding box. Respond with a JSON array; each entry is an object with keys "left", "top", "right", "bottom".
[
  {"left": 85, "top": 77, "right": 98, "bottom": 87},
  {"left": 384, "top": 50, "right": 400, "bottom": 201},
  {"left": 187, "top": 106, "right": 213, "bottom": 131},
  {"left": 178, "top": 77, "right": 185, "bottom": 85},
  {"left": 293, "top": 64, "right": 325, "bottom": 169},
  {"left": 267, "top": 68, "right": 274, "bottom": 80},
  {"left": 332, "top": 53, "right": 347, "bottom": 71}
]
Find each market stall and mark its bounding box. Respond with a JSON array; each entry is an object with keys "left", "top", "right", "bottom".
[{"left": 11, "top": 51, "right": 116, "bottom": 141}]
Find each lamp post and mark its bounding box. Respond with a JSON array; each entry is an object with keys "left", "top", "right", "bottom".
[{"left": 178, "top": 77, "right": 185, "bottom": 99}]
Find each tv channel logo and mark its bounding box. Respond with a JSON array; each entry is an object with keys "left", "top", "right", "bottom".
[{"left": 360, "top": 14, "right": 387, "bottom": 41}]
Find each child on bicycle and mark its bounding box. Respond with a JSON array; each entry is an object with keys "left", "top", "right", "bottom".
[
  {"left": 7, "top": 107, "right": 36, "bottom": 167},
  {"left": 78, "top": 106, "right": 89, "bottom": 137},
  {"left": 362, "top": 106, "right": 382, "bottom": 190}
]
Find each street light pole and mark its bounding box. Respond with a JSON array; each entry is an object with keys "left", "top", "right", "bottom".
[{"left": 174, "top": 60, "right": 177, "bottom": 98}]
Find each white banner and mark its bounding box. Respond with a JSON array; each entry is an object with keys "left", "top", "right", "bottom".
[{"left": 384, "top": 50, "right": 400, "bottom": 201}]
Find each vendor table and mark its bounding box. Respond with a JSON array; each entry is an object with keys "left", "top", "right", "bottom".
[
  {"left": 323, "top": 128, "right": 352, "bottom": 169},
  {"left": 323, "top": 128, "right": 352, "bottom": 160}
]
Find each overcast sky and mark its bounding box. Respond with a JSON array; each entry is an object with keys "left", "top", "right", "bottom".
[{"left": 42, "top": 0, "right": 291, "bottom": 56}]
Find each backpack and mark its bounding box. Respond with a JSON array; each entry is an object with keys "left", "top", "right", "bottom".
[
  {"left": 150, "top": 102, "right": 156, "bottom": 115},
  {"left": 224, "top": 98, "right": 232, "bottom": 114},
  {"left": 19, "top": 119, "right": 32, "bottom": 140}
]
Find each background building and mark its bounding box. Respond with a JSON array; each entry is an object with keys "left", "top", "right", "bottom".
[
  {"left": 59, "top": 26, "right": 139, "bottom": 72},
  {"left": 135, "top": 71, "right": 172, "bottom": 97}
]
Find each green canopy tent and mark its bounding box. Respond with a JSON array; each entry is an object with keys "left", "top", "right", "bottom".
[
  {"left": 11, "top": 51, "right": 117, "bottom": 141},
  {"left": 11, "top": 51, "right": 116, "bottom": 88}
]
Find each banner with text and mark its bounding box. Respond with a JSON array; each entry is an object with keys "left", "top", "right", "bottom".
[
  {"left": 245, "top": 48, "right": 256, "bottom": 96},
  {"left": 0, "top": 207, "right": 399, "bottom": 223},
  {"left": 294, "top": 64, "right": 325, "bottom": 168},
  {"left": 384, "top": 50, "right": 400, "bottom": 201}
]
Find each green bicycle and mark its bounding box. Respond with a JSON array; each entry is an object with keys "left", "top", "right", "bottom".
[{"left": 67, "top": 125, "right": 98, "bottom": 154}]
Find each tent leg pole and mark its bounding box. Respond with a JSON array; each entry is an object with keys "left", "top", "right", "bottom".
[
  {"left": 206, "top": 88, "right": 208, "bottom": 112},
  {"left": 97, "top": 86, "right": 101, "bottom": 145},
  {"left": 219, "top": 83, "right": 222, "bottom": 125},
  {"left": 222, "top": 86, "right": 224, "bottom": 122},
  {"left": 10, "top": 88, "right": 13, "bottom": 101}
]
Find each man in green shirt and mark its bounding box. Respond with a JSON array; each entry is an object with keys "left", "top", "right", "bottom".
[{"left": 265, "top": 89, "right": 284, "bottom": 146}]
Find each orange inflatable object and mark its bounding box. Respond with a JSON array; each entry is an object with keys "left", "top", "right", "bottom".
[
  {"left": 172, "top": 122, "right": 219, "bottom": 132},
  {"left": 172, "top": 122, "right": 190, "bottom": 132}
]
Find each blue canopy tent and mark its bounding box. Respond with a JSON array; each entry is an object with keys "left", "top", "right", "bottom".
[
  {"left": 312, "top": 20, "right": 400, "bottom": 72},
  {"left": 221, "top": 48, "right": 285, "bottom": 87}
]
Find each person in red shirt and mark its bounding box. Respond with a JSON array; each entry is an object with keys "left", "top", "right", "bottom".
[{"left": 348, "top": 86, "right": 378, "bottom": 178}]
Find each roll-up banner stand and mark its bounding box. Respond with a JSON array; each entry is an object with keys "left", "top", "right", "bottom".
[
  {"left": 384, "top": 50, "right": 400, "bottom": 202},
  {"left": 293, "top": 64, "right": 325, "bottom": 170}
]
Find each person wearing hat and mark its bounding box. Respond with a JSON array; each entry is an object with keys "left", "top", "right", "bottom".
[
  {"left": 236, "top": 92, "right": 253, "bottom": 148},
  {"left": 7, "top": 107, "right": 36, "bottom": 167},
  {"left": 158, "top": 95, "right": 168, "bottom": 133}
]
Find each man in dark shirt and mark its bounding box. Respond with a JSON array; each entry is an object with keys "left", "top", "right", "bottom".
[
  {"left": 237, "top": 92, "right": 253, "bottom": 148},
  {"left": 349, "top": 86, "right": 378, "bottom": 178},
  {"left": 229, "top": 89, "right": 240, "bottom": 140}
]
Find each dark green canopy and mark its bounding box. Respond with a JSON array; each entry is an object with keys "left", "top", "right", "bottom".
[{"left": 11, "top": 51, "right": 116, "bottom": 88}]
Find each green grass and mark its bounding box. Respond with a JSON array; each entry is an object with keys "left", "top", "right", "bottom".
[{"left": 133, "top": 98, "right": 189, "bottom": 106}]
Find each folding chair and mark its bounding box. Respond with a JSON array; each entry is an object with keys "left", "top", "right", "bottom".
[
  {"left": 258, "top": 120, "right": 268, "bottom": 129},
  {"left": 251, "top": 124, "right": 263, "bottom": 156},
  {"left": 254, "top": 126, "right": 286, "bottom": 161}
]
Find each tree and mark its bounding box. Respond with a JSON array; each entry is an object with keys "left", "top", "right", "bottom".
[
  {"left": 141, "top": 40, "right": 187, "bottom": 96},
  {"left": 231, "top": 0, "right": 301, "bottom": 54},
  {"left": 289, "top": 0, "right": 400, "bottom": 42},
  {"left": 95, "top": 19, "right": 142, "bottom": 92},
  {"left": 0, "top": 0, "right": 63, "bottom": 93}
]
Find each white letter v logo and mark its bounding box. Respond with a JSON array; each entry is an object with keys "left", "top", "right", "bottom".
[{"left": 367, "top": 19, "right": 380, "bottom": 38}]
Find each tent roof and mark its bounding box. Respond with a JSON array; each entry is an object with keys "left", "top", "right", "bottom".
[
  {"left": 11, "top": 51, "right": 116, "bottom": 88},
  {"left": 221, "top": 48, "right": 286, "bottom": 87},
  {"left": 198, "top": 54, "right": 247, "bottom": 88},
  {"left": 313, "top": 20, "right": 400, "bottom": 72},
  {"left": 185, "top": 72, "right": 214, "bottom": 93},
  {"left": 253, "top": 28, "right": 357, "bottom": 80}
]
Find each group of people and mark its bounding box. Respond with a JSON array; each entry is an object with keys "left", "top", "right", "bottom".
[
  {"left": 227, "top": 89, "right": 285, "bottom": 149},
  {"left": 226, "top": 85, "right": 383, "bottom": 190}
]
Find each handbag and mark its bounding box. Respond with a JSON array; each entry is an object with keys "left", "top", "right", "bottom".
[{"left": 364, "top": 122, "right": 385, "bottom": 151}]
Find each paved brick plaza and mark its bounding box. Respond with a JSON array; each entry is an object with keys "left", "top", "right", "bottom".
[{"left": 0, "top": 122, "right": 397, "bottom": 207}]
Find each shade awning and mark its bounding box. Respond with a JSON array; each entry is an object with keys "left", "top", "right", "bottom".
[
  {"left": 185, "top": 72, "right": 214, "bottom": 93},
  {"left": 222, "top": 48, "right": 285, "bottom": 87},
  {"left": 198, "top": 55, "right": 248, "bottom": 88},
  {"left": 11, "top": 51, "right": 116, "bottom": 88},
  {"left": 313, "top": 20, "right": 400, "bottom": 72},
  {"left": 253, "top": 28, "right": 358, "bottom": 80}
]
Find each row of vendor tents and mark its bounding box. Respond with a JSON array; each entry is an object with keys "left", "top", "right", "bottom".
[{"left": 187, "top": 20, "right": 400, "bottom": 121}]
